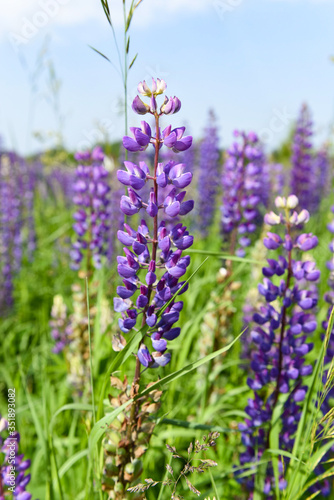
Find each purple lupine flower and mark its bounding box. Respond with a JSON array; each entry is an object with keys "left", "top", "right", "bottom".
[
  {"left": 47, "top": 167, "right": 76, "bottom": 204},
  {"left": 114, "top": 78, "right": 193, "bottom": 368},
  {"left": 312, "top": 146, "right": 331, "bottom": 212},
  {"left": 238, "top": 195, "right": 320, "bottom": 498},
  {"left": 71, "top": 146, "right": 111, "bottom": 271},
  {"left": 221, "top": 130, "right": 265, "bottom": 257},
  {"left": 0, "top": 416, "right": 32, "bottom": 500},
  {"left": 0, "top": 153, "right": 27, "bottom": 312},
  {"left": 290, "top": 104, "right": 314, "bottom": 211},
  {"left": 197, "top": 110, "right": 220, "bottom": 237}
]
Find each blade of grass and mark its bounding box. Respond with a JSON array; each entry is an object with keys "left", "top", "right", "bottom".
[
  {"left": 137, "top": 329, "right": 244, "bottom": 399},
  {"left": 58, "top": 449, "right": 89, "bottom": 478}
]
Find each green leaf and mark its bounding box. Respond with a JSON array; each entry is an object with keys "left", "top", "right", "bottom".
[
  {"left": 97, "top": 323, "right": 149, "bottom": 420},
  {"left": 285, "top": 306, "right": 334, "bottom": 498},
  {"left": 100, "top": 0, "right": 112, "bottom": 25},
  {"left": 137, "top": 329, "right": 245, "bottom": 399},
  {"left": 129, "top": 53, "right": 138, "bottom": 70},
  {"left": 186, "top": 248, "right": 264, "bottom": 264},
  {"left": 254, "top": 450, "right": 269, "bottom": 500},
  {"left": 126, "top": 36, "right": 130, "bottom": 54},
  {"left": 58, "top": 449, "right": 89, "bottom": 478},
  {"left": 269, "top": 403, "right": 282, "bottom": 499},
  {"left": 209, "top": 468, "right": 220, "bottom": 500},
  {"left": 89, "top": 400, "right": 131, "bottom": 459},
  {"left": 50, "top": 404, "right": 94, "bottom": 433},
  {"left": 299, "top": 464, "right": 334, "bottom": 498},
  {"left": 88, "top": 45, "right": 111, "bottom": 63},
  {"left": 154, "top": 417, "right": 230, "bottom": 433}
]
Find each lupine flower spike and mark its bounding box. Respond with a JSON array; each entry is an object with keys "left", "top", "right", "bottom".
[
  {"left": 102, "top": 78, "right": 193, "bottom": 498},
  {"left": 290, "top": 104, "right": 314, "bottom": 211},
  {"left": 71, "top": 146, "right": 111, "bottom": 271},
  {"left": 197, "top": 110, "right": 220, "bottom": 237},
  {"left": 238, "top": 195, "right": 319, "bottom": 498},
  {"left": 221, "top": 130, "right": 265, "bottom": 259},
  {"left": 114, "top": 77, "right": 193, "bottom": 368}
]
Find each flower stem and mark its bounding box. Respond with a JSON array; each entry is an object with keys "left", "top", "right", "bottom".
[
  {"left": 266, "top": 218, "right": 292, "bottom": 447},
  {"left": 127, "top": 110, "right": 160, "bottom": 456}
]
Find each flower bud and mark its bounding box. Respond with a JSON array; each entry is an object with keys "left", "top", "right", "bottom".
[
  {"left": 132, "top": 96, "right": 150, "bottom": 115},
  {"left": 137, "top": 80, "right": 151, "bottom": 96},
  {"left": 264, "top": 211, "right": 281, "bottom": 226},
  {"left": 286, "top": 194, "right": 299, "bottom": 209},
  {"left": 275, "top": 196, "right": 286, "bottom": 208}
]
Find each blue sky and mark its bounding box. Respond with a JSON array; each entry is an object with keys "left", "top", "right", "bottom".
[{"left": 1, "top": 0, "right": 334, "bottom": 155}]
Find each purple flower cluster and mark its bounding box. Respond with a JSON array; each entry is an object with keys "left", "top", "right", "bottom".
[
  {"left": 290, "top": 104, "right": 314, "bottom": 211},
  {"left": 47, "top": 167, "right": 76, "bottom": 205},
  {"left": 313, "top": 147, "right": 331, "bottom": 212},
  {"left": 221, "top": 131, "right": 265, "bottom": 257},
  {"left": 0, "top": 416, "right": 31, "bottom": 500},
  {"left": 320, "top": 204, "right": 334, "bottom": 413},
  {"left": 239, "top": 195, "right": 320, "bottom": 498},
  {"left": 197, "top": 110, "right": 220, "bottom": 237},
  {"left": 114, "top": 78, "right": 193, "bottom": 368},
  {"left": 70, "top": 146, "right": 111, "bottom": 271},
  {"left": 0, "top": 153, "right": 36, "bottom": 312}
]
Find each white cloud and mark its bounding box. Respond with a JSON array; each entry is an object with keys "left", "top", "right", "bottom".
[{"left": 1, "top": 0, "right": 210, "bottom": 44}]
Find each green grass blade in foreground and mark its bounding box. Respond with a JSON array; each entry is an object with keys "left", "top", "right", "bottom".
[
  {"left": 209, "top": 468, "right": 220, "bottom": 500},
  {"left": 58, "top": 449, "right": 90, "bottom": 479},
  {"left": 97, "top": 257, "right": 209, "bottom": 420},
  {"left": 153, "top": 417, "right": 230, "bottom": 433},
  {"left": 96, "top": 324, "right": 149, "bottom": 420},
  {"left": 304, "top": 492, "right": 320, "bottom": 500},
  {"left": 284, "top": 306, "right": 334, "bottom": 498},
  {"left": 89, "top": 400, "right": 132, "bottom": 459},
  {"left": 299, "top": 463, "right": 334, "bottom": 498},
  {"left": 254, "top": 450, "right": 269, "bottom": 500},
  {"left": 157, "top": 453, "right": 173, "bottom": 500},
  {"left": 137, "top": 329, "right": 245, "bottom": 398},
  {"left": 50, "top": 403, "right": 94, "bottom": 433},
  {"left": 270, "top": 403, "right": 283, "bottom": 499},
  {"left": 86, "top": 278, "right": 96, "bottom": 426},
  {"left": 156, "top": 257, "right": 209, "bottom": 319},
  {"left": 186, "top": 247, "right": 265, "bottom": 264}
]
